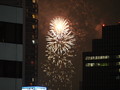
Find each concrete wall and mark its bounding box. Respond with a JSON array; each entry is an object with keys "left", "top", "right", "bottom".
[
  {"left": 0, "top": 5, "right": 23, "bottom": 24},
  {"left": 0, "top": 5, "right": 23, "bottom": 90},
  {"left": 0, "top": 78, "right": 22, "bottom": 90},
  {"left": 0, "top": 43, "right": 23, "bottom": 61}
]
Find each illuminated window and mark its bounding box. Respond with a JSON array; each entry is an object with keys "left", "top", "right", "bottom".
[
  {"left": 97, "top": 63, "right": 109, "bottom": 66},
  {"left": 116, "top": 62, "right": 120, "bottom": 66},
  {"left": 85, "top": 63, "right": 109, "bottom": 67},
  {"left": 119, "top": 69, "right": 120, "bottom": 72},
  {"left": 116, "top": 55, "right": 120, "bottom": 58},
  {"left": 85, "top": 55, "right": 109, "bottom": 60},
  {"left": 29, "top": 83, "right": 33, "bottom": 86},
  {"left": 32, "top": 14, "right": 35, "bottom": 18},
  {"left": 85, "top": 63, "right": 95, "bottom": 67},
  {"left": 32, "top": 14, "right": 37, "bottom": 19},
  {"left": 32, "top": 78, "right": 34, "bottom": 82},
  {"left": 32, "top": 40, "right": 36, "bottom": 44},
  {"left": 32, "top": 0, "right": 36, "bottom": 3},
  {"left": 32, "top": 24, "right": 37, "bottom": 29}
]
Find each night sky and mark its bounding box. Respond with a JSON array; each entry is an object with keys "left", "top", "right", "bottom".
[
  {"left": 38, "top": 0, "right": 120, "bottom": 90},
  {"left": 0, "top": 0, "right": 119, "bottom": 90},
  {"left": 89, "top": 0, "right": 120, "bottom": 24}
]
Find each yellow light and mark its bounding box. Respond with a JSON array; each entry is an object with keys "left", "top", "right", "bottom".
[
  {"left": 32, "top": 0, "right": 36, "bottom": 3},
  {"left": 32, "top": 25, "right": 35, "bottom": 29},
  {"left": 50, "top": 17, "right": 69, "bottom": 34},
  {"left": 32, "top": 14, "right": 35, "bottom": 18},
  {"left": 56, "top": 23, "right": 63, "bottom": 31}
]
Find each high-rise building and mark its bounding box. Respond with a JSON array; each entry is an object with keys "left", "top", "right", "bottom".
[
  {"left": 0, "top": 0, "right": 39, "bottom": 89},
  {"left": 23, "top": 0, "right": 39, "bottom": 86},
  {"left": 83, "top": 24, "right": 120, "bottom": 90},
  {"left": 0, "top": 0, "right": 23, "bottom": 90}
]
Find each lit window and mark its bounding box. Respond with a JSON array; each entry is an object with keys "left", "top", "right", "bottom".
[
  {"left": 97, "top": 63, "right": 109, "bottom": 66},
  {"left": 85, "top": 63, "right": 95, "bottom": 67},
  {"left": 29, "top": 83, "right": 33, "bottom": 86},
  {"left": 32, "top": 0, "right": 36, "bottom": 3},
  {"left": 116, "top": 62, "right": 120, "bottom": 66},
  {"left": 105, "top": 56, "right": 109, "bottom": 59},
  {"left": 85, "top": 55, "right": 109, "bottom": 60},
  {"left": 32, "top": 24, "right": 37, "bottom": 29},
  {"left": 96, "top": 63, "right": 101, "bottom": 66},
  {"left": 119, "top": 69, "right": 120, "bottom": 72},
  {"left": 116, "top": 55, "right": 120, "bottom": 58},
  {"left": 32, "top": 78, "right": 34, "bottom": 82},
  {"left": 32, "top": 40, "right": 36, "bottom": 44},
  {"left": 32, "top": 14, "right": 36, "bottom": 18},
  {"left": 32, "top": 14, "right": 37, "bottom": 19},
  {"left": 85, "top": 63, "right": 109, "bottom": 67}
]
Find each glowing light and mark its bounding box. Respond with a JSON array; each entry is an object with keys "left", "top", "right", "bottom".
[
  {"left": 32, "top": 40, "right": 35, "bottom": 44},
  {"left": 46, "top": 17, "right": 75, "bottom": 56},
  {"left": 50, "top": 17, "right": 69, "bottom": 33},
  {"left": 102, "top": 24, "right": 105, "bottom": 27},
  {"left": 32, "top": 0, "right": 36, "bottom": 3},
  {"left": 41, "top": 17, "right": 75, "bottom": 86}
]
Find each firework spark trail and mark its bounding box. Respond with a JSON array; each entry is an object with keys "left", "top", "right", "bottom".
[
  {"left": 46, "top": 17, "right": 75, "bottom": 57},
  {"left": 41, "top": 17, "right": 76, "bottom": 89},
  {"left": 38, "top": 1, "right": 102, "bottom": 90}
]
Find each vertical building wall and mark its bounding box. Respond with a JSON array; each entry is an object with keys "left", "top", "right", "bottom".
[
  {"left": 0, "top": 5, "right": 23, "bottom": 24},
  {"left": 0, "top": 4, "right": 23, "bottom": 90},
  {"left": 23, "top": 0, "right": 38, "bottom": 86}
]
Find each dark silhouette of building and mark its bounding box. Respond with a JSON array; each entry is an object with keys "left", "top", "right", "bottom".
[
  {"left": 23, "top": 0, "right": 39, "bottom": 86},
  {"left": 83, "top": 24, "right": 120, "bottom": 90}
]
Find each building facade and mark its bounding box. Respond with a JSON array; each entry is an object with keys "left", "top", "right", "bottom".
[
  {"left": 23, "top": 0, "right": 39, "bottom": 86},
  {"left": 0, "top": 0, "right": 23, "bottom": 90},
  {"left": 83, "top": 24, "right": 120, "bottom": 90}
]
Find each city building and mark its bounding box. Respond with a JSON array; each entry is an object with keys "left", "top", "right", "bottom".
[
  {"left": 83, "top": 24, "right": 120, "bottom": 90},
  {"left": 23, "top": 0, "right": 39, "bottom": 86},
  {"left": 0, "top": 0, "right": 41, "bottom": 89},
  {"left": 0, "top": 0, "right": 23, "bottom": 90}
]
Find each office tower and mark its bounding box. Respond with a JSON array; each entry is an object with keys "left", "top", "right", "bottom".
[
  {"left": 23, "top": 0, "right": 39, "bottom": 86},
  {"left": 0, "top": 0, "right": 23, "bottom": 90},
  {"left": 83, "top": 24, "right": 120, "bottom": 90}
]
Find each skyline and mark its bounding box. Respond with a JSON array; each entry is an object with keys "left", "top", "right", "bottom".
[{"left": 0, "top": 0, "right": 120, "bottom": 90}]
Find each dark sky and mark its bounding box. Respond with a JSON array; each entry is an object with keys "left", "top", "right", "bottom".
[
  {"left": 38, "top": 0, "right": 120, "bottom": 39},
  {"left": 38, "top": 0, "right": 120, "bottom": 90},
  {"left": 88, "top": 0, "right": 120, "bottom": 24},
  {"left": 38, "top": 0, "right": 120, "bottom": 60}
]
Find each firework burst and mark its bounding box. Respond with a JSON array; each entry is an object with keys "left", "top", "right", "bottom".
[
  {"left": 46, "top": 17, "right": 75, "bottom": 57},
  {"left": 41, "top": 17, "right": 76, "bottom": 89}
]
